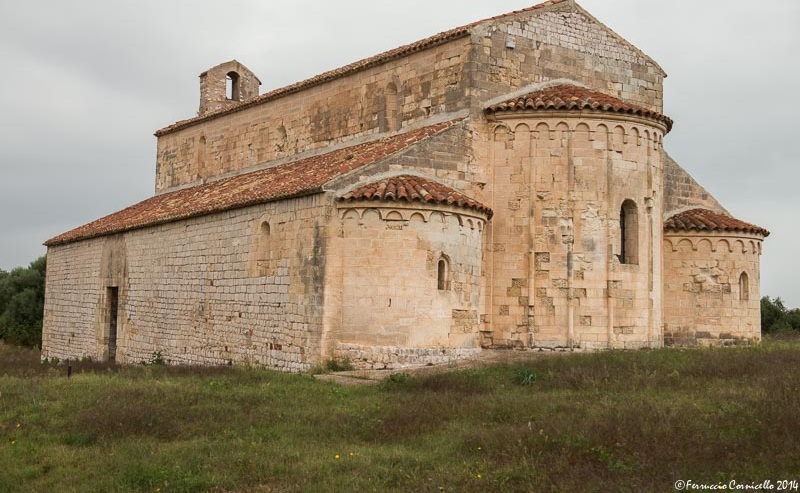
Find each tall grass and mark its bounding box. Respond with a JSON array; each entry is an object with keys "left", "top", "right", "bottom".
[{"left": 1, "top": 338, "right": 799, "bottom": 492}]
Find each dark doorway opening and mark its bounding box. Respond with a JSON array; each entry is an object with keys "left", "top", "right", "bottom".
[{"left": 107, "top": 287, "right": 119, "bottom": 362}]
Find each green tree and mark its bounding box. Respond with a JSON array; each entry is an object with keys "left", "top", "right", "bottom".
[
  {"left": 0, "top": 255, "right": 46, "bottom": 347},
  {"left": 787, "top": 308, "right": 800, "bottom": 331},
  {"left": 761, "top": 296, "right": 793, "bottom": 333},
  {"left": 0, "top": 268, "right": 10, "bottom": 315}
]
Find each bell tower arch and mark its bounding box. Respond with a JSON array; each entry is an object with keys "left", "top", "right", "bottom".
[{"left": 198, "top": 60, "right": 261, "bottom": 116}]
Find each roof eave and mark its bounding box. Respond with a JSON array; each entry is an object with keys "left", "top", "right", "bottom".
[
  {"left": 338, "top": 196, "right": 493, "bottom": 219},
  {"left": 44, "top": 188, "right": 325, "bottom": 248},
  {"left": 486, "top": 108, "right": 672, "bottom": 134},
  {"left": 663, "top": 227, "right": 770, "bottom": 239}
]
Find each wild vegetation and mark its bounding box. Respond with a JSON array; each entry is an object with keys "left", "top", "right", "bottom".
[
  {"left": 0, "top": 256, "right": 45, "bottom": 347},
  {"left": 2, "top": 336, "right": 800, "bottom": 492},
  {"left": 1, "top": 256, "right": 798, "bottom": 489},
  {"left": 761, "top": 296, "right": 800, "bottom": 333}
]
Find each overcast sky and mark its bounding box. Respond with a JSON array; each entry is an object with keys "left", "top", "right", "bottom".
[{"left": 1, "top": 0, "right": 798, "bottom": 306}]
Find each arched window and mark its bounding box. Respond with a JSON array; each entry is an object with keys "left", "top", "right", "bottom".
[
  {"left": 619, "top": 199, "right": 639, "bottom": 265},
  {"left": 384, "top": 82, "right": 399, "bottom": 132},
  {"left": 739, "top": 272, "right": 749, "bottom": 301},
  {"left": 258, "top": 221, "right": 271, "bottom": 276},
  {"left": 437, "top": 256, "right": 450, "bottom": 291},
  {"left": 226, "top": 71, "right": 240, "bottom": 100}
]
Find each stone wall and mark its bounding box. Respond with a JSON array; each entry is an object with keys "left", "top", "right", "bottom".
[
  {"left": 43, "top": 194, "right": 334, "bottom": 371},
  {"left": 42, "top": 239, "right": 105, "bottom": 361},
  {"left": 478, "top": 115, "right": 666, "bottom": 348},
  {"left": 154, "top": 38, "right": 472, "bottom": 193},
  {"left": 326, "top": 121, "right": 483, "bottom": 203},
  {"left": 471, "top": 6, "right": 665, "bottom": 112},
  {"left": 663, "top": 152, "right": 728, "bottom": 215},
  {"left": 326, "top": 202, "right": 487, "bottom": 356},
  {"left": 663, "top": 232, "right": 763, "bottom": 345}
]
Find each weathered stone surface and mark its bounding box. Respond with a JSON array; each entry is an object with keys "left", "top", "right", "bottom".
[
  {"left": 43, "top": 1, "right": 767, "bottom": 371},
  {"left": 334, "top": 343, "right": 481, "bottom": 370},
  {"left": 663, "top": 153, "right": 728, "bottom": 216},
  {"left": 662, "top": 232, "right": 763, "bottom": 345},
  {"left": 44, "top": 195, "right": 331, "bottom": 372}
]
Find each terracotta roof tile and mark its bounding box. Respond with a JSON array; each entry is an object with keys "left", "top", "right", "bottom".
[
  {"left": 46, "top": 121, "right": 457, "bottom": 246},
  {"left": 155, "top": 0, "right": 571, "bottom": 137},
  {"left": 485, "top": 84, "right": 673, "bottom": 132},
  {"left": 664, "top": 208, "right": 769, "bottom": 237},
  {"left": 339, "top": 175, "right": 492, "bottom": 217}
]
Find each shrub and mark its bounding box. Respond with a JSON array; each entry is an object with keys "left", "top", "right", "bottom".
[
  {"left": 513, "top": 366, "right": 538, "bottom": 386},
  {"left": 325, "top": 357, "right": 354, "bottom": 372},
  {"left": 386, "top": 372, "right": 411, "bottom": 384},
  {"left": 141, "top": 351, "right": 166, "bottom": 366}
]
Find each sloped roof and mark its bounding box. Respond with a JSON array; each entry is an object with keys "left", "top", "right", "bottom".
[
  {"left": 664, "top": 208, "right": 769, "bottom": 237},
  {"left": 339, "top": 175, "right": 492, "bottom": 217},
  {"left": 156, "top": 0, "right": 623, "bottom": 137},
  {"left": 46, "top": 121, "right": 457, "bottom": 246},
  {"left": 485, "top": 84, "right": 673, "bottom": 132}
]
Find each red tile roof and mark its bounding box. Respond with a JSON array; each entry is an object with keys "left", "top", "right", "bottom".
[
  {"left": 339, "top": 175, "right": 492, "bottom": 217},
  {"left": 485, "top": 84, "right": 673, "bottom": 132},
  {"left": 155, "top": 0, "right": 573, "bottom": 137},
  {"left": 46, "top": 121, "right": 458, "bottom": 246},
  {"left": 664, "top": 208, "right": 769, "bottom": 237}
]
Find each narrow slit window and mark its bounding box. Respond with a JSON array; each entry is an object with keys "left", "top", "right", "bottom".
[
  {"left": 226, "top": 71, "right": 240, "bottom": 100},
  {"left": 619, "top": 199, "right": 639, "bottom": 265},
  {"left": 437, "top": 256, "right": 449, "bottom": 291},
  {"left": 739, "top": 272, "right": 749, "bottom": 301},
  {"left": 258, "top": 221, "right": 271, "bottom": 276}
]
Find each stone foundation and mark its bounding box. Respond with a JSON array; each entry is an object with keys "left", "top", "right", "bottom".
[
  {"left": 663, "top": 327, "right": 758, "bottom": 347},
  {"left": 334, "top": 343, "right": 482, "bottom": 370}
]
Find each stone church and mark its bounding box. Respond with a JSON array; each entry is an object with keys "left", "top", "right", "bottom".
[{"left": 42, "top": 0, "right": 769, "bottom": 371}]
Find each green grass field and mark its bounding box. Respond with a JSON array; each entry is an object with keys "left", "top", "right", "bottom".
[{"left": 2, "top": 337, "right": 799, "bottom": 492}]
